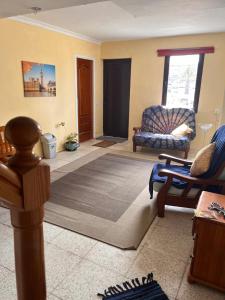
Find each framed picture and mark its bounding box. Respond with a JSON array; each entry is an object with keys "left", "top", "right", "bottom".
[{"left": 22, "top": 61, "right": 56, "bottom": 97}]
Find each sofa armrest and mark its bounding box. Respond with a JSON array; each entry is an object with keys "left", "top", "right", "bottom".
[
  {"left": 133, "top": 127, "right": 141, "bottom": 134},
  {"left": 159, "top": 153, "right": 192, "bottom": 166}
]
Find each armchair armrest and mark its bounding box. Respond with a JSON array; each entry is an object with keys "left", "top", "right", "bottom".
[
  {"left": 159, "top": 169, "right": 198, "bottom": 183},
  {"left": 158, "top": 169, "right": 225, "bottom": 186},
  {"left": 159, "top": 153, "right": 192, "bottom": 166},
  {"left": 133, "top": 127, "right": 141, "bottom": 134}
]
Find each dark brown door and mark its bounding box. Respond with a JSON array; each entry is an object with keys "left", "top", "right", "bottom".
[
  {"left": 77, "top": 58, "right": 93, "bottom": 142},
  {"left": 103, "top": 59, "right": 131, "bottom": 138}
]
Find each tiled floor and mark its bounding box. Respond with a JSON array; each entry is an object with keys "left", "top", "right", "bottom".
[{"left": 0, "top": 140, "right": 224, "bottom": 299}]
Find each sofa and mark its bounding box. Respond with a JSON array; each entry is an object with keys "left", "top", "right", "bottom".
[{"left": 133, "top": 105, "right": 196, "bottom": 158}]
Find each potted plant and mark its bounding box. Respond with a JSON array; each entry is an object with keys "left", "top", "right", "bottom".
[{"left": 64, "top": 133, "right": 80, "bottom": 151}]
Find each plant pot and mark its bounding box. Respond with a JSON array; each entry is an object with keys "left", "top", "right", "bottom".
[{"left": 64, "top": 141, "right": 80, "bottom": 151}]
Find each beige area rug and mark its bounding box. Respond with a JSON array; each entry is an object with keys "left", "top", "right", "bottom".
[{"left": 45, "top": 149, "right": 157, "bottom": 249}]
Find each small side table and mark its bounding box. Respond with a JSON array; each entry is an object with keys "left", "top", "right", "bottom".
[{"left": 188, "top": 191, "right": 225, "bottom": 292}]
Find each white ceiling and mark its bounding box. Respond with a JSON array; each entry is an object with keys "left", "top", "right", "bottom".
[
  {"left": 7, "top": 0, "right": 225, "bottom": 42},
  {"left": 0, "top": 0, "right": 107, "bottom": 18}
]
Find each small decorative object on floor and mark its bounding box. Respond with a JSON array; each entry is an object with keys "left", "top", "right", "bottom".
[
  {"left": 97, "top": 273, "right": 169, "bottom": 300},
  {"left": 208, "top": 202, "right": 225, "bottom": 218},
  {"left": 64, "top": 133, "right": 79, "bottom": 151}
]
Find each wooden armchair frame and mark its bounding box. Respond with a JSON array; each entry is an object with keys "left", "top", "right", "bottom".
[
  {"left": 132, "top": 126, "right": 141, "bottom": 152},
  {"left": 156, "top": 154, "right": 225, "bottom": 217}
]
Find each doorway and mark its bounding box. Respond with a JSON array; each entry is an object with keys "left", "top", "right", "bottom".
[
  {"left": 103, "top": 58, "right": 131, "bottom": 138},
  {"left": 77, "top": 58, "right": 93, "bottom": 142}
]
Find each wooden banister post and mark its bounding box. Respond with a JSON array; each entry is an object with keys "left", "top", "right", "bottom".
[{"left": 4, "top": 117, "right": 50, "bottom": 300}]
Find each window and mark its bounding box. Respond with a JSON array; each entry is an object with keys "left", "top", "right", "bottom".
[{"left": 162, "top": 54, "right": 204, "bottom": 112}]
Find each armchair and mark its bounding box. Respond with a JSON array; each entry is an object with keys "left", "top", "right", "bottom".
[
  {"left": 149, "top": 125, "right": 225, "bottom": 217},
  {"left": 133, "top": 105, "right": 196, "bottom": 158}
]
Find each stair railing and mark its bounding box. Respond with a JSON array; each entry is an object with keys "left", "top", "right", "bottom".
[{"left": 0, "top": 116, "right": 50, "bottom": 300}]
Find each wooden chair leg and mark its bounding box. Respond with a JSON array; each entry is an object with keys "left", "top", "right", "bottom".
[
  {"left": 184, "top": 148, "right": 189, "bottom": 159},
  {"left": 157, "top": 205, "right": 165, "bottom": 217},
  {"left": 133, "top": 141, "right": 137, "bottom": 152},
  {"left": 157, "top": 194, "right": 165, "bottom": 217},
  {"left": 156, "top": 182, "right": 172, "bottom": 218},
  {"left": 158, "top": 209, "right": 164, "bottom": 217}
]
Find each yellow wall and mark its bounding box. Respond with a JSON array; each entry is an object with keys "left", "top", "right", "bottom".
[
  {"left": 0, "top": 19, "right": 103, "bottom": 155},
  {"left": 102, "top": 34, "right": 225, "bottom": 149},
  {"left": 1, "top": 19, "right": 225, "bottom": 154}
]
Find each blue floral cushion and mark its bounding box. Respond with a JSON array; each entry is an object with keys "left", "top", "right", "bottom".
[{"left": 134, "top": 132, "right": 190, "bottom": 150}]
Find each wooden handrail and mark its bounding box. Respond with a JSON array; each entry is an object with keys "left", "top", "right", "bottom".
[
  {"left": 0, "top": 116, "right": 50, "bottom": 300},
  {"left": 0, "top": 163, "right": 21, "bottom": 188}
]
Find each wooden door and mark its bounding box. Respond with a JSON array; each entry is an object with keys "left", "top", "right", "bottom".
[
  {"left": 103, "top": 59, "right": 131, "bottom": 138},
  {"left": 77, "top": 58, "right": 93, "bottom": 142}
]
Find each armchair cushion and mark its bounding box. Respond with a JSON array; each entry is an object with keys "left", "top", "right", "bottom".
[
  {"left": 134, "top": 132, "right": 190, "bottom": 151},
  {"left": 153, "top": 182, "right": 200, "bottom": 197},
  {"left": 201, "top": 125, "right": 225, "bottom": 179},
  {"left": 190, "top": 143, "right": 215, "bottom": 176},
  {"left": 171, "top": 123, "right": 193, "bottom": 138}
]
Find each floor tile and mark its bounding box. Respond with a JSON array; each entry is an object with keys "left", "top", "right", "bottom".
[
  {"left": 0, "top": 266, "right": 17, "bottom": 300},
  {"left": 0, "top": 210, "right": 11, "bottom": 227},
  {"left": 45, "top": 243, "right": 81, "bottom": 292},
  {"left": 55, "top": 151, "right": 81, "bottom": 162},
  {"left": 50, "top": 229, "right": 97, "bottom": 257},
  {"left": 138, "top": 216, "right": 159, "bottom": 247},
  {"left": 48, "top": 294, "right": 62, "bottom": 300},
  {"left": 56, "top": 147, "right": 97, "bottom": 162},
  {"left": 157, "top": 207, "right": 194, "bottom": 234},
  {"left": 54, "top": 259, "right": 126, "bottom": 300},
  {"left": 0, "top": 224, "right": 15, "bottom": 271},
  {"left": 43, "top": 222, "right": 64, "bottom": 243},
  {"left": 127, "top": 246, "right": 186, "bottom": 299},
  {"left": 86, "top": 241, "right": 139, "bottom": 276},
  {"left": 0, "top": 206, "right": 8, "bottom": 215},
  {"left": 0, "top": 264, "right": 65, "bottom": 300},
  {"left": 44, "top": 159, "right": 71, "bottom": 171},
  {"left": 176, "top": 266, "right": 225, "bottom": 300},
  {"left": 143, "top": 225, "right": 193, "bottom": 262}
]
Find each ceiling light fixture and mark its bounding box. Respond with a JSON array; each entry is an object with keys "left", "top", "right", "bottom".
[{"left": 30, "top": 7, "right": 42, "bottom": 15}]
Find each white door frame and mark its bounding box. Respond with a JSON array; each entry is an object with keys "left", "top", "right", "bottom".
[{"left": 74, "top": 55, "right": 96, "bottom": 140}]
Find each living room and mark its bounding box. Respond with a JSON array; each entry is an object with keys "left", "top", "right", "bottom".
[{"left": 0, "top": 1, "right": 225, "bottom": 299}]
